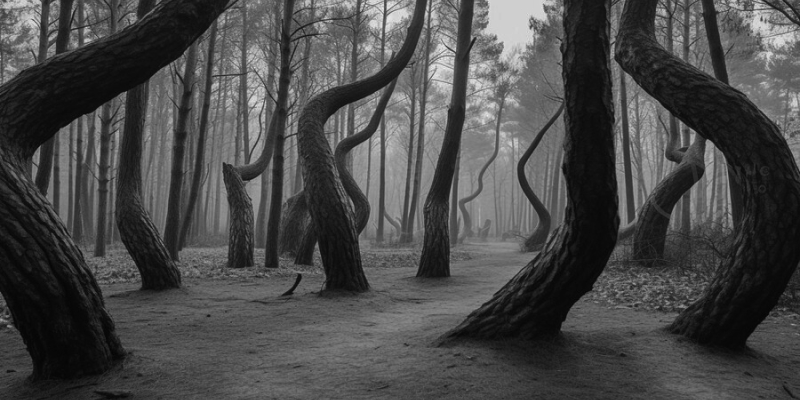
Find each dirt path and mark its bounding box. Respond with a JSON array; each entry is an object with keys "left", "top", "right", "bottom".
[{"left": 2, "top": 243, "right": 799, "bottom": 399}]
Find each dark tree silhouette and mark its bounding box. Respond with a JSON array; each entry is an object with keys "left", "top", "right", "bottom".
[
  {"left": 416, "top": 0, "right": 475, "bottom": 278},
  {"left": 334, "top": 78, "right": 398, "bottom": 234},
  {"left": 617, "top": 0, "right": 800, "bottom": 347},
  {"left": 0, "top": 0, "right": 232, "bottom": 379},
  {"left": 297, "top": 0, "right": 427, "bottom": 291},
  {"left": 519, "top": 103, "right": 563, "bottom": 252},
  {"left": 116, "top": 0, "right": 181, "bottom": 290},
  {"left": 445, "top": 0, "right": 618, "bottom": 339}
]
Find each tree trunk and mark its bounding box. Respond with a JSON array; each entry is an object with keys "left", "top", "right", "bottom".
[
  {"left": 116, "top": 0, "right": 180, "bottom": 291},
  {"left": 416, "top": 0, "right": 474, "bottom": 278},
  {"left": 632, "top": 136, "right": 705, "bottom": 265},
  {"left": 0, "top": 0, "right": 231, "bottom": 379},
  {"left": 619, "top": 70, "right": 636, "bottom": 223},
  {"left": 458, "top": 96, "right": 504, "bottom": 242},
  {"left": 334, "top": 78, "right": 398, "bottom": 234},
  {"left": 179, "top": 21, "right": 218, "bottom": 249},
  {"left": 297, "top": 0, "right": 427, "bottom": 291},
  {"left": 520, "top": 103, "right": 563, "bottom": 252},
  {"left": 376, "top": 0, "right": 390, "bottom": 244},
  {"left": 34, "top": 0, "right": 74, "bottom": 195},
  {"left": 700, "top": 0, "right": 742, "bottom": 229},
  {"left": 617, "top": 0, "right": 800, "bottom": 347},
  {"left": 95, "top": 96, "right": 114, "bottom": 257},
  {"left": 446, "top": 0, "right": 617, "bottom": 339},
  {"left": 163, "top": 41, "right": 199, "bottom": 261},
  {"left": 399, "top": 68, "right": 418, "bottom": 244}
]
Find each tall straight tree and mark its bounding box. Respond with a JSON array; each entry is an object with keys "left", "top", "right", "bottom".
[
  {"left": 95, "top": 0, "right": 120, "bottom": 257},
  {"left": 297, "top": 0, "right": 427, "bottom": 291},
  {"left": 115, "top": 0, "right": 181, "bottom": 290},
  {"left": 0, "top": 0, "right": 232, "bottom": 379},
  {"left": 416, "top": 0, "right": 475, "bottom": 278},
  {"left": 179, "top": 21, "right": 219, "bottom": 249},
  {"left": 264, "top": 0, "right": 296, "bottom": 269},
  {"left": 163, "top": 41, "right": 199, "bottom": 260},
  {"left": 617, "top": 0, "right": 800, "bottom": 347},
  {"left": 446, "top": 0, "right": 618, "bottom": 338},
  {"left": 34, "top": 0, "right": 73, "bottom": 195}
]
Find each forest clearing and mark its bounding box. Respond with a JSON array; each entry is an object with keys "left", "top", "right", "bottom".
[
  {"left": 2, "top": 242, "right": 798, "bottom": 400},
  {"left": 4, "top": 0, "right": 800, "bottom": 396}
]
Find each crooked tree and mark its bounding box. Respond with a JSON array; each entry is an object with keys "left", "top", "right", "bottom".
[
  {"left": 0, "top": 0, "right": 231, "bottom": 379},
  {"left": 297, "top": 0, "right": 428, "bottom": 291},
  {"left": 445, "top": 0, "right": 618, "bottom": 339},
  {"left": 115, "top": 0, "right": 181, "bottom": 290},
  {"left": 519, "top": 103, "right": 563, "bottom": 252},
  {"left": 616, "top": 0, "right": 800, "bottom": 347},
  {"left": 334, "top": 77, "right": 398, "bottom": 234}
]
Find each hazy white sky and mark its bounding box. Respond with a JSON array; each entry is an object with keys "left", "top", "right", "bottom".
[{"left": 485, "top": 1, "right": 547, "bottom": 54}]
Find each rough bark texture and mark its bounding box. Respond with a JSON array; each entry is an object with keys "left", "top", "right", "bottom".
[
  {"left": 458, "top": 97, "right": 504, "bottom": 243},
  {"left": 226, "top": 0, "right": 292, "bottom": 270},
  {"left": 334, "top": 78, "right": 398, "bottom": 234},
  {"left": 617, "top": 0, "right": 800, "bottom": 347},
  {"left": 223, "top": 162, "right": 254, "bottom": 268},
  {"left": 297, "top": 0, "right": 427, "bottom": 291},
  {"left": 445, "top": 0, "right": 618, "bottom": 339},
  {"left": 416, "top": 0, "right": 474, "bottom": 278},
  {"left": 114, "top": 0, "right": 181, "bottom": 291},
  {"left": 519, "top": 103, "right": 563, "bottom": 253},
  {"left": 0, "top": 0, "right": 231, "bottom": 379},
  {"left": 632, "top": 136, "right": 705, "bottom": 266}
]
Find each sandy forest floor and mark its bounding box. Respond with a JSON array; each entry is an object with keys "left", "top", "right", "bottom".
[{"left": 1, "top": 242, "right": 799, "bottom": 399}]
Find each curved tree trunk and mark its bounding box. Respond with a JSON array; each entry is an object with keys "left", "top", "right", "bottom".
[
  {"left": 0, "top": 0, "right": 231, "bottom": 379},
  {"left": 225, "top": 0, "right": 292, "bottom": 269},
  {"left": 334, "top": 78, "right": 398, "bottom": 234},
  {"left": 295, "top": 222, "right": 317, "bottom": 266},
  {"left": 617, "top": 0, "right": 800, "bottom": 347},
  {"left": 297, "top": 0, "right": 427, "bottom": 292},
  {"left": 116, "top": 0, "right": 181, "bottom": 290},
  {"left": 416, "top": 0, "right": 474, "bottom": 278},
  {"left": 179, "top": 21, "right": 218, "bottom": 249},
  {"left": 383, "top": 209, "right": 402, "bottom": 238},
  {"left": 632, "top": 135, "right": 705, "bottom": 266},
  {"left": 445, "top": 0, "right": 618, "bottom": 339},
  {"left": 519, "top": 103, "right": 563, "bottom": 252},
  {"left": 458, "top": 97, "right": 504, "bottom": 243}
]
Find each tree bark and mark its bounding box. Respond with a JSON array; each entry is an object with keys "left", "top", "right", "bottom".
[
  {"left": 116, "top": 0, "right": 181, "bottom": 291},
  {"left": 446, "top": 0, "right": 618, "bottom": 339},
  {"left": 458, "top": 96, "right": 504, "bottom": 242},
  {"left": 619, "top": 70, "right": 636, "bottom": 223},
  {"left": 617, "top": 0, "right": 800, "bottom": 347},
  {"left": 0, "top": 0, "right": 232, "bottom": 379},
  {"left": 263, "top": 0, "right": 296, "bottom": 269},
  {"left": 278, "top": 191, "right": 310, "bottom": 257},
  {"left": 519, "top": 103, "right": 563, "bottom": 252},
  {"left": 163, "top": 41, "right": 199, "bottom": 261},
  {"left": 334, "top": 78, "right": 398, "bottom": 234},
  {"left": 700, "top": 0, "right": 743, "bottom": 229},
  {"left": 416, "top": 0, "right": 474, "bottom": 278},
  {"left": 297, "top": 0, "right": 428, "bottom": 291},
  {"left": 179, "top": 21, "right": 218, "bottom": 249}
]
